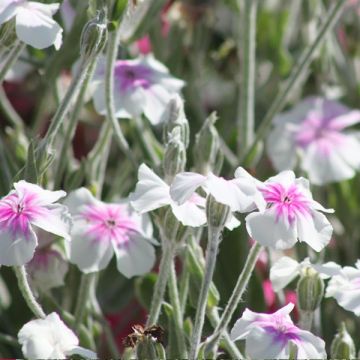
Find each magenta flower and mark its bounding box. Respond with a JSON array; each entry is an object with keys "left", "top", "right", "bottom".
[
  {"left": 267, "top": 97, "right": 360, "bottom": 185},
  {"left": 64, "top": 188, "right": 156, "bottom": 277},
  {"left": 230, "top": 303, "right": 326, "bottom": 359},
  {"left": 0, "top": 181, "right": 71, "bottom": 266},
  {"left": 92, "top": 55, "right": 185, "bottom": 125},
  {"left": 245, "top": 171, "right": 333, "bottom": 251}
]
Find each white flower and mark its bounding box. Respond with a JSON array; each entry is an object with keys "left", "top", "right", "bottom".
[
  {"left": 267, "top": 97, "right": 360, "bottom": 185},
  {"left": 270, "top": 256, "right": 341, "bottom": 291},
  {"left": 64, "top": 187, "right": 156, "bottom": 277},
  {"left": 92, "top": 54, "right": 185, "bottom": 125},
  {"left": 0, "top": 181, "right": 71, "bottom": 266},
  {"left": 0, "top": 0, "right": 63, "bottom": 50},
  {"left": 18, "top": 312, "right": 97, "bottom": 359},
  {"left": 130, "top": 163, "right": 207, "bottom": 228},
  {"left": 325, "top": 260, "right": 360, "bottom": 315},
  {"left": 245, "top": 170, "right": 334, "bottom": 251},
  {"left": 230, "top": 303, "right": 327, "bottom": 359}
]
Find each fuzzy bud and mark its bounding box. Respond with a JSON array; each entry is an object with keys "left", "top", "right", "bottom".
[
  {"left": 206, "top": 194, "right": 230, "bottom": 229},
  {"left": 0, "top": 20, "right": 16, "bottom": 50},
  {"left": 162, "top": 207, "right": 188, "bottom": 244},
  {"left": 194, "top": 112, "right": 223, "bottom": 175},
  {"left": 330, "top": 323, "right": 356, "bottom": 360},
  {"left": 80, "top": 9, "right": 108, "bottom": 61},
  {"left": 162, "top": 95, "right": 190, "bottom": 148},
  {"left": 135, "top": 337, "right": 158, "bottom": 360},
  {"left": 296, "top": 267, "right": 324, "bottom": 312}
]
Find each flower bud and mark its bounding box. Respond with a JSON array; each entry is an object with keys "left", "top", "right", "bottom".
[
  {"left": 194, "top": 112, "right": 223, "bottom": 175},
  {"left": 162, "top": 95, "right": 190, "bottom": 148},
  {"left": 0, "top": 20, "right": 16, "bottom": 50},
  {"left": 80, "top": 9, "right": 108, "bottom": 61},
  {"left": 135, "top": 337, "right": 158, "bottom": 359},
  {"left": 296, "top": 267, "right": 324, "bottom": 312},
  {"left": 163, "top": 128, "right": 186, "bottom": 183},
  {"left": 162, "top": 207, "right": 188, "bottom": 244},
  {"left": 330, "top": 323, "right": 356, "bottom": 360},
  {"left": 206, "top": 194, "right": 230, "bottom": 229}
]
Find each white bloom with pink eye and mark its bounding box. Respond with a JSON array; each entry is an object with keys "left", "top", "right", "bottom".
[
  {"left": 270, "top": 256, "right": 341, "bottom": 292},
  {"left": 245, "top": 170, "right": 334, "bottom": 252},
  {"left": 64, "top": 187, "right": 156, "bottom": 278},
  {"left": 130, "top": 163, "right": 207, "bottom": 228},
  {"left": 92, "top": 55, "right": 185, "bottom": 125},
  {"left": 18, "top": 312, "right": 97, "bottom": 359},
  {"left": 0, "top": 0, "right": 63, "bottom": 50},
  {"left": 267, "top": 97, "right": 360, "bottom": 185},
  {"left": 0, "top": 181, "right": 71, "bottom": 266},
  {"left": 325, "top": 260, "right": 360, "bottom": 316},
  {"left": 230, "top": 303, "right": 327, "bottom": 359}
]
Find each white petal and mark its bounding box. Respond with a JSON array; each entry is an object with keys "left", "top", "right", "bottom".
[
  {"left": 170, "top": 172, "right": 207, "bottom": 205},
  {"left": 230, "top": 308, "right": 260, "bottom": 341},
  {"left": 66, "top": 346, "right": 98, "bottom": 359},
  {"left": 0, "top": 2, "right": 18, "bottom": 25},
  {"left": 15, "top": 7, "right": 63, "bottom": 49},
  {"left": 245, "top": 211, "right": 298, "bottom": 250},
  {"left": 130, "top": 164, "right": 171, "bottom": 213},
  {"left": 336, "top": 134, "right": 360, "bottom": 170},
  {"left": 113, "top": 235, "right": 155, "bottom": 278},
  {"left": 143, "top": 84, "right": 171, "bottom": 125},
  {"left": 266, "top": 170, "right": 296, "bottom": 188},
  {"left": 270, "top": 256, "right": 301, "bottom": 291},
  {"left": 170, "top": 201, "right": 206, "bottom": 227},
  {"left": 224, "top": 213, "right": 241, "bottom": 230},
  {"left": 0, "top": 227, "right": 37, "bottom": 266},
  {"left": 116, "top": 88, "right": 145, "bottom": 119},
  {"left": 312, "top": 261, "right": 341, "bottom": 279},
  {"left": 63, "top": 187, "right": 97, "bottom": 215},
  {"left": 296, "top": 212, "right": 332, "bottom": 252},
  {"left": 329, "top": 110, "right": 360, "bottom": 129},
  {"left": 296, "top": 330, "right": 327, "bottom": 359},
  {"left": 27, "top": 3, "right": 60, "bottom": 17}
]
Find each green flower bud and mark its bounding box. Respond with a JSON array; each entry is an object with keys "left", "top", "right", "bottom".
[
  {"left": 296, "top": 267, "right": 324, "bottom": 312},
  {"left": 194, "top": 112, "right": 223, "bottom": 175},
  {"left": 110, "top": 0, "right": 128, "bottom": 23},
  {"left": 163, "top": 128, "right": 187, "bottom": 183},
  {"left": 331, "top": 323, "right": 356, "bottom": 360},
  {"left": 135, "top": 337, "right": 158, "bottom": 360},
  {"left": 0, "top": 20, "right": 16, "bottom": 50},
  {"left": 162, "top": 207, "right": 188, "bottom": 244},
  {"left": 80, "top": 10, "right": 108, "bottom": 61},
  {"left": 206, "top": 194, "right": 230, "bottom": 229},
  {"left": 162, "top": 95, "right": 190, "bottom": 148}
]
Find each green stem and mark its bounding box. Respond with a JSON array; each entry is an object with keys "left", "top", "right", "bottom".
[
  {"left": 13, "top": 266, "right": 46, "bottom": 319},
  {"left": 237, "top": 0, "right": 258, "bottom": 156},
  {"left": 146, "top": 242, "right": 175, "bottom": 326},
  {"left": 0, "top": 42, "right": 25, "bottom": 84},
  {"left": 179, "top": 251, "right": 190, "bottom": 316},
  {"left": 105, "top": 28, "right": 138, "bottom": 170},
  {"left": 189, "top": 225, "right": 222, "bottom": 359},
  {"left": 299, "top": 310, "right": 314, "bottom": 331},
  {"left": 168, "top": 260, "right": 187, "bottom": 358},
  {"left": 0, "top": 86, "right": 24, "bottom": 131},
  {"left": 241, "top": 0, "right": 346, "bottom": 166},
  {"left": 204, "top": 242, "right": 263, "bottom": 355}
]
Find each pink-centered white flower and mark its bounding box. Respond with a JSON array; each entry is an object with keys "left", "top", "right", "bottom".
[
  {"left": 325, "top": 260, "right": 360, "bottom": 315},
  {"left": 0, "top": 0, "right": 63, "bottom": 50},
  {"left": 230, "top": 303, "right": 327, "bottom": 359},
  {"left": 267, "top": 97, "right": 360, "bottom": 185},
  {"left": 270, "top": 256, "right": 341, "bottom": 291},
  {"left": 0, "top": 181, "right": 71, "bottom": 266},
  {"left": 18, "top": 312, "right": 97, "bottom": 359},
  {"left": 92, "top": 55, "right": 185, "bottom": 125},
  {"left": 245, "top": 171, "right": 333, "bottom": 251},
  {"left": 130, "top": 163, "right": 207, "bottom": 228},
  {"left": 64, "top": 187, "right": 156, "bottom": 277}
]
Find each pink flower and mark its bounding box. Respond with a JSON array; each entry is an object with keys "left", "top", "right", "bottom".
[
  {"left": 64, "top": 188, "right": 156, "bottom": 277},
  {"left": 230, "top": 303, "right": 326, "bottom": 359},
  {"left": 136, "top": 35, "right": 152, "bottom": 55},
  {"left": 245, "top": 171, "right": 333, "bottom": 251},
  {"left": 0, "top": 181, "right": 71, "bottom": 266},
  {"left": 267, "top": 97, "right": 360, "bottom": 185}
]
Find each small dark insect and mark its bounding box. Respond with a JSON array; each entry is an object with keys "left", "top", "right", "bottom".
[{"left": 123, "top": 324, "right": 165, "bottom": 348}]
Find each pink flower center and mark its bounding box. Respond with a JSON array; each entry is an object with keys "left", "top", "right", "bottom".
[
  {"left": 115, "top": 62, "right": 153, "bottom": 92},
  {"left": 81, "top": 204, "right": 138, "bottom": 247},
  {"left": 261, "top": 183, "right": 310, "bottom": 224}
]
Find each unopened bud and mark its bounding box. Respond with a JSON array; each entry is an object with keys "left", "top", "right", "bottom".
[
  {"left": 206, "top": 194, "right": 230, "bottom": 229},
  {"left": 194, "top": 112, "right": 222, "bottom": 175},
  {"left": 80, "top": 10, "right": 107, "bottom": 61},
  {"left": 331, "top": 322, "right": 356, "bottom": 360},
  {"left": 162, "top": 207, "right": 188, "bottom": 244},
  {"left": 135, "top": 337, "right": 158, "bottom": 360},
  {"left": 162, "top": 95, "right": 190, "bottom": 148},
  {"left": 110, "top": 0, "right": 128, "bottom": 23},
  {"left": 163, "top": 128, "right": 186, "bottom": 183},
  {"left": 0, "top": 20, "right": 16, "bottom": 50},
  {"left": 297, "top": 267, "right": 324, "bottom": 312}
]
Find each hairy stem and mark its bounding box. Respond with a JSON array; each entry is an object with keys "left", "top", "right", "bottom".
[{"left": 0, "top": 42, "right": 25, "bottom": 84}]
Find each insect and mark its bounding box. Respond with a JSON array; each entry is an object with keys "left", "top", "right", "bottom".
[{"left": 123, "top": 324, "right": 165, "bottom": 348}]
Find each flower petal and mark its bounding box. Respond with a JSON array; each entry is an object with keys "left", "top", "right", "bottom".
[
  {"left": 63, "top": 187, "right": 97, "bottom": 215},
  {"left": 296, "top": 329, "right": 327, "bottom": 359},
  {"left": 66, "top": 346, "right": 98, "bottom": 359},
  {"left": 143, "top": 84, "right": 171, "bottom": 125},
  {"left": 0, "top": 1, "right": 18, "bottom": 25},
  {"left": 270, "top": 256, "right": 301, "bottom": 291},
  {"left": 171, "top": 201, "right": 206, "bottom": 227}
]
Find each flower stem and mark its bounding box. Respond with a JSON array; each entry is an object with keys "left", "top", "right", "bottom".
[
  {"left": 146, "top": 242, "right": 175, "bottom": 327},
  {"left": 168, "top": 260, "right": 187, "bottom": 358},
  {"left": 0, "top": 41, "right": 25, "bottom": 84},
  {"left": 237, "top": 0, "right": 258, "bottom": 156},
  {"left": 241, "top": 0, "right": 346, "bottom": 166},
  {"left": 0, "top": 86, "right": 24, "bottom": 132},
  {"left": 189, "top": 225, "right": 222, "bottom": 359},
  {"left": 105, "top": 28, "right": 138, "bottom": 170},
  {"left": 299, "top": 310, "right": 314, "bottom": 331},
  {"left": 13, "top": 266, "right": 46, "bottom": 319},
  {"left": 204, "top": 242, "right": 263, "bottom": 355}
]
